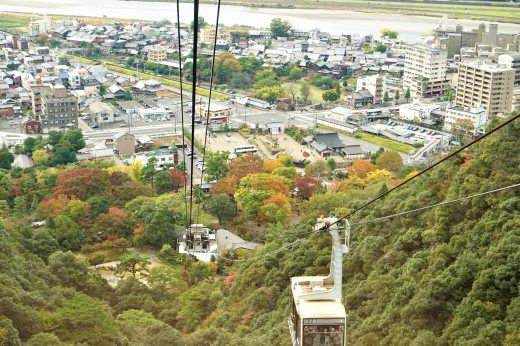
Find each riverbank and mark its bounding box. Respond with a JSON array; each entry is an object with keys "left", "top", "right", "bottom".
[
  {"left": 4, "top": 0, "right": 520, "bottom": 26},
  {"left": 2, "top": 0, "right": 520, "bottom": 39}
]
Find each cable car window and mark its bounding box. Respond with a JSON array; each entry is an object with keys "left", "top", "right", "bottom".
[{"left": 302, "top": 324, "right": 345, "bottom": 346}]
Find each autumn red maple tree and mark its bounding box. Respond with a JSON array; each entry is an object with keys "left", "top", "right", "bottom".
[
  {"left": 293, "top": 176, "right": 320, "bottom": 200},
  {"left": 52, "top": 168, "right": 112, "bottom": 201}
]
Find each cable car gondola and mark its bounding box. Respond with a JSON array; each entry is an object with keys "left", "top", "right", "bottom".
[{"left": 288, "top": 215, "right": 350, "bottom": 346}]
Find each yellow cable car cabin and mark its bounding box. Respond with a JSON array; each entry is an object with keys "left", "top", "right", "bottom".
[{"left": 288, "top": 216, "right": 349, "bottom": 346}]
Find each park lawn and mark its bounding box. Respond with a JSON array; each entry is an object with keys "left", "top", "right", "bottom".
[
  {"left": 282, "top": 82, "right": 327, "bottom": 103},
  {"left": 318, "top": 125, "right": 415, "bottom": 153}
]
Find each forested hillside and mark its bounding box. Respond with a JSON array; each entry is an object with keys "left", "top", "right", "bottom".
[{"left": 1, "top": 116, "right": 520, "bottom": 345}]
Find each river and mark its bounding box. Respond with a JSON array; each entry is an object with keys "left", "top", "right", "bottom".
[{"left": 4, "top": 0, "right": 520, "bottom": 41}]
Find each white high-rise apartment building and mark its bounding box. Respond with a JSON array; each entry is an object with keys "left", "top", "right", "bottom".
[
  {"left": 403, "top": 44, "right": 448, "bottom": 98},
  {"left": 455, "top": 60, "right": 515, "bottom": 118}
]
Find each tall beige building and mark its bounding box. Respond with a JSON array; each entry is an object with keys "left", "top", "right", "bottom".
[
  {"left": 455, "top": 60, "right": 515, "bottom": 118},
  {"left": 200, "top": 28, "right": 226, "bottom": 43},
  {"left": 147, "top": 45, "right": 167, "bottom": 63},
  {"left": 403, "top": 44, "right": 449, "bottom": 98}
]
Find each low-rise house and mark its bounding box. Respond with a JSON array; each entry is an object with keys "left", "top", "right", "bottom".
[
  {"left": 89, "top": 101, "right": 115, "bottom": 124},
  {"left": 12, "top": 154, "right": 34, "bottom": 169},
  {"left": 0, "top": 104, "right": 13, "bottom": 119},
  {"left": 114, "top": 131, "right": 136, "bottom": 155},
  {"left": 327, "top": 107, "right": 351, "bottom": 122},
  {"left": 24, "top": 120, "right": 41, "bottom": 134},
  {"left": 348, "top": 89, "right": 374, "bottom": 107}
]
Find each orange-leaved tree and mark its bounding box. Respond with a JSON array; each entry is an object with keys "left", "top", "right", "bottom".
[{"left": 348, "top": 160, "right": 376, "bottom": 179}]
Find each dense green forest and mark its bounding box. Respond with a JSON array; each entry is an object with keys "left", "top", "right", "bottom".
[{"left": 1, "top": 116, "right": 520, "bottom": 345}]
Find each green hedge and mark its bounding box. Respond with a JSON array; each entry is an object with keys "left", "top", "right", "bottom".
[{"left": 183, "top": 127, "right": 205, "bottom": 153}]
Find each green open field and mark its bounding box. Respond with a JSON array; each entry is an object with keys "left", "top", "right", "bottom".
[
  {"left": 0, "top": 14, "right": 30, "bottom": 30},
  {"left": 282, "top": 82, "right": 327, "bottom": 103}
]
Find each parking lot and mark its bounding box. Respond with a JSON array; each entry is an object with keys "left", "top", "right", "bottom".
[
  {"left": 195, "top": 132, "right": 250, "bottom": 157},
  {"left": 0, "top": 116, "right": 29, "bottom": 134},
  {"left": 373, "top": 122, "right": 447, "bottom": 144}
]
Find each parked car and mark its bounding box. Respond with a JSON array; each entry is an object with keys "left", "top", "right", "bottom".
[
  {"left": 120, "top": 123, "right": 127, "bottom": 127},
  {"left": 92, "top": 125, "right": 99, "bottom": 128},
  {"left": 421, "top": 129, "right": 427, "bottom": 133},
  {"left": 9, "top": 121, "right": 17, "bottom": 125},
  {"left": 213, "top": 133, "right": 217, "bottom": 138},
  {"left": 226, "top": 132, "right": 231, "bottom": 137},
  {"left": 83, "top": 116, "right": 90, "bottom": 120},
  {"left": 215, "top": 98, "right": 221, "bottom": 102},
  {"left": 18, "top": 115, "right": 22, "bottom": 119},
  {"left": 427, "top": 131, "right": 433, "bottom": 135}
]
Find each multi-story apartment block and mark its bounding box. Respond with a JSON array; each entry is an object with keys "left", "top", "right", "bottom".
[
  {"left": 31, "top": 85, "right": 50, "bottom": 118},
  {"left": 356, "top": 74, "right": 384, "bottom": 100},
  {"left": 68, "top": 72, "right": 81, "bottom": 89},
  {"left": 455, "top": 60, "right": 515, "bottom": 118},
  {"left": 147, "top": 45, "right": 167, "bottom": 63},
  {"left": 445, "top": 105, "right": 488, "bottom": 135},
  {"left": 200, "top": 28, "right": 226, "bottom": 43},
  {"left": 498, "top": 53, "right": 520, "bottom": 85},
  {"left": 403, "top": 44, "right": 448, "bottom": 98},
  {"left": 39, "top": 85, "right": 78, "bottom": 133}
]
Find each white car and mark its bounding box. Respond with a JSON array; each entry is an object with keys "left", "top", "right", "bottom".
[
  {"left": 215, "top": 98, "right": 221, "bottom": 102},
  {"left": 161, "top": 117, "right": 166, "bottom": 121},
  {"left": 119, "top": 123, "right": 127, "bottom": 127},
  {"left": 16, "top": 140, "right": 23, "bottom": 145}
]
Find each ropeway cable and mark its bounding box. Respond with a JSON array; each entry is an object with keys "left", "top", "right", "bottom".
[
  {"left": 218, "top": 182, "right": 520, "bottom": 262},
  {"left": 188, "top": 0, "right": 201, "bottom": 225},
  {"left": 217, "top": 238, "right": 307, "bottom": 262},
  {"left": 175, "top": 0, "right": 189, "bottom": 227},
  {"left": 349, "top": 183, "right": 520, "bottom": 227},
  {"left": 196, "top": 0, "right": 222, "bottom": 226},
  {"left": 314, "top": 112, "right": 520, "bottom": 232}
]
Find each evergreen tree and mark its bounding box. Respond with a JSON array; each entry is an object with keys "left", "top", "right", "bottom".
[{"left": 30, "top": 195, "right": 38, "bottom": 212}]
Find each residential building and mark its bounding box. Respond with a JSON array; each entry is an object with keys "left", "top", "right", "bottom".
[
  {"left": 147, "top": 45, "right": 168, "bottom": 63},
  {"left": 200, "top": 28, "right": 226, "bottom": 43},
  {"left": 498, "top": 53, "right": 520, "bottom": 85},
  {"left": 228, "top": 31, "right": 246, "bottom": 44},
  {"left": 403, "top": 44, "right": 448, "bottom": 97},
  {"left": 195, "top": 104, "right": 232, "bottom": 123},
  {"left": 348, "top": 89, "right": 374, "bottom": 107},
  {"left": 455, "top": 60, "right": 515, "bottom": 118},
  {"left": 21, "top": 73, "right": 37, "bottom": 91},
  {"left": 89, "top": 101, "right": 115, "bottom": 124},
  {"left": 356, "top": 74, "right": 384, "bottom": 100},
  {"left": 40, "top": 85, "right": 78, "bottom": 133},
  {"left": 24, "top": 120, "right": 41, "bottom": 134},
  {"left": 132, "top": 145, "right": 179, "bottom": 169},
  {"left": 433, "top": 18, "right": 516, "bottom": 57},
  {"left": 445, "top": 105, "right": 488, "bottom": 135},
  {"left": 0, "top": 105, "right": 13, "bottom": 119},
  {"left": 31, "top": 85, "right": 50, "bottom": 118},
  {"left": 326, "top": 107, "right": 351, "bottom": 122},
  {"left": 68, "top": 72, "right": 81, "bottom": 89},
  {"left": 114, "top": 131, "right": 136, "bottom": 155}
]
